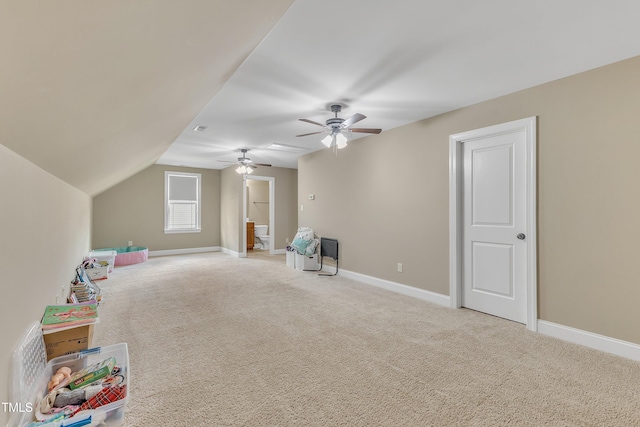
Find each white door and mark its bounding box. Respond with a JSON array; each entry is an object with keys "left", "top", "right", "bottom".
[{"left": 450, "top": 117, "right": 536, "bottom": 327}]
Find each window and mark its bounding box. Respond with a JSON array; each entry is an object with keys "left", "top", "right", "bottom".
[{"left": 165, "top": 171, "right": 201, "bottom": 233}]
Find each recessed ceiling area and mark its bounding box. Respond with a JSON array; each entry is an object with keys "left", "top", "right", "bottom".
[{"left": 157, "top": 0, "right": 640, "bottom": 171}]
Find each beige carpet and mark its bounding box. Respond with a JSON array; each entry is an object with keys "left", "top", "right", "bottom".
[{"left": 93, "top": 251, "right": 640, "bottom": 426}]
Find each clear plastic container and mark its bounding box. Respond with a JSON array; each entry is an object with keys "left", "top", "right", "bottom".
[
  {"left": 11, "top": 323, "right": 129, "bottom": 427},
  {"left": 88, "top": 250, "right": 117, "bottom": 273}
]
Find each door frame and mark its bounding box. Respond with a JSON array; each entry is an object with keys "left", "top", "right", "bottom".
[
  {"left": 241, "top": 175, "right": 275, "bottom": 257},
  {"left": 449, "top": 117, "right": 538, "bottom": 331}
]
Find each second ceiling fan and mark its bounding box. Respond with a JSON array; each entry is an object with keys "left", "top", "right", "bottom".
[
  {"left": 217, "top": 149, "right": 271, "bottom": 174},
  {"left": 296, "top": 104, "right": 381, "bottom": 149}
]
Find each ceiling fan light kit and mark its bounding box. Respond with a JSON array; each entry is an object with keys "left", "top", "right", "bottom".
[
  {"left": 297, "top": 104, "right": 381, "bottom": 151},
  {"left": 236, "top": 165, "right": 254, "bottom": 174},
  {"left": 217, "top": 148, "right": 271, "bottom": 174},
  {"left": 321, "top": 132, "right": 348, "bottom": 149}
]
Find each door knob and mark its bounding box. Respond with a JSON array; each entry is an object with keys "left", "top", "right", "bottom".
[{"left": 517, "top": 233, "right": 526, "bottom": 240}]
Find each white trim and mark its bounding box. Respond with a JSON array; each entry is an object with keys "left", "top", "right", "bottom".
[
  {"left": 163, "top": 228, "right": 201, "bottom": 234},
  {"left": 221, "top": 247, "right": 242, "bottom": 258},
  {"left": 449, "top": 140, "right": 462, "bottom": 309},
  {"left": 538, "top": 320, "right": 640, "bottom": 361},
  {"left": 273, "top": 248, "right": 286, "bottom": 255},
  {"left": 335, "top": 267, "right": 450, "bottom": 307},
  {"left": 145, "top": 247, "right": 640, "bottom": 363},
  {"left": 164, "top": 171, "right": 202, "bottom": 232},
  {"left": 148, "top": 246, "right": 220, "bottom": 257},
  {"left": 242, "top": 177, "right": 247, "bottom": 258},
  {"left": 524, "top": 119, "right": 538, "bottom": 330},
  {"left": 339, "top": 270, "right": 640, "bottom": 362},
  {"left": 449, "top": 117, "right": 538, "bottom": 331},
  {"left": 243, "top": 175, "right": 276, "bottom": 256}
]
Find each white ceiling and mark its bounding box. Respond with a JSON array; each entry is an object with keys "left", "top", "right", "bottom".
[
  {"left": 3, "top": 1, "right": 640, "bottom": 196},
  {"left": 157, "top": 0, "right": 640, "bottom": 171}
]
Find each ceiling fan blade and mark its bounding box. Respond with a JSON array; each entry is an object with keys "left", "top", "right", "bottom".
[
  {"left": 299, "top": 118, "right": 326, "bottom": 127},
  {"left": 296, "top": 131, "right": 325, "bottom": 137},
  {"left": 217, "top": 160, "right": 236, "bottom": 163},
  {"left": 348, "top": 128, "right": 382, "bottom": 134},
  {"left": 341, "top": 113, "right": 366, "bottom": 128},
  {"left": 254, "top": 163, "right": 272, "bottom": 167}
]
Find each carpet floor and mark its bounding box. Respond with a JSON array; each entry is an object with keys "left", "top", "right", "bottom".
[{"left": 93, "top": 251, "right": 640, "bottom": 426}]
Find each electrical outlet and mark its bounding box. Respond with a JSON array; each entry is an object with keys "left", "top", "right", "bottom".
[
  {"left": 128, "top": 240, "right": 133, "bottom": 247},
  {"left": 300, "top": 204, "right": 304, "bottom": 211},
  {"left": 397, "top": 263, "right": 403, "bottom": 273},
  {"left": 56, "top": 294, "right": 59, "bottom": 304}
]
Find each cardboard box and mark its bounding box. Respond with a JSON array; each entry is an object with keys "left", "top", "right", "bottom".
[{"left": 43, "top": 324, "right": 94, "bottom": 361}]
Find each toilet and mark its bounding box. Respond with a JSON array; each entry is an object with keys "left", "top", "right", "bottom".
[{"left": 254, "top": 225, "right": 270, "bottom": 250}]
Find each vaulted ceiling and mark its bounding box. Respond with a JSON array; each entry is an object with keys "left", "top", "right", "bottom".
[
  {"left": 0, "top": 0, "right": 295, "bottom": 195},
  {"left": 3, "top": 1, "right": 640, "bottom": 196}
]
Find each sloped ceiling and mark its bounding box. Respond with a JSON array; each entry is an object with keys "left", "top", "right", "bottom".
[
  {"left": 0, "top": 0, "right": 294, "bottom": 196},
  {"left": 158, "top": 0, "right": 640, "bottom": 172},
  {"left": 3, "top": 1, "right": 640, "bottom": 196}
]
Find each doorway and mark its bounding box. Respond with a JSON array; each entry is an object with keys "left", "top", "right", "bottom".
[
  {"left": 242, "top": 175, "right": 275, "bottom": 257},
  {"left": 449, "top": 117, "right": 537, "bottom": 331}
]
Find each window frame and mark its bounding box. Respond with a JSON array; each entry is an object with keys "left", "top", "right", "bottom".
[{"left": 164, "top": 171, "right": 202, "bottom": 234}]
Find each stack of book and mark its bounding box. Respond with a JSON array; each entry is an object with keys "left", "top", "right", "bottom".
[
  {"left": 41, "top": 301, "right": 99, "bottom": 331},
  {"left": 69, "top": 267, "right": 102, "bottom": 303}
]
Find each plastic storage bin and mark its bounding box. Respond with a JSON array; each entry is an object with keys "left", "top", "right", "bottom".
[
  {"left": 295, "top": 253, "right": 319, "bottom": 271},
  {"left": 286, "top": 251, "right": 296, "bottom": 269},
  {"left": 89, "top": 250, "right": 117, "bottom": 273},
  {"left": 11, "top": 323, "right": 129, "bottom": 427}
]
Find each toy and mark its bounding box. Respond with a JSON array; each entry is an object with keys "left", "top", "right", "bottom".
[
  {"left": 47, "top": 367, "right": 71, "bottom": 391},
  {"left": 68, "top": 356, "right": 116, "bottom": 390}
]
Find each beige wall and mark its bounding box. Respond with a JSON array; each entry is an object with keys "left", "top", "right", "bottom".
[
  {"left": 220, "top": 167, "right": 244, "bottom": 252},
  {"left": 221, "top": 166, "right": 298, "bottom": 253},
  {"left": 247, "top": 180, "right": 270, "bottom": 228},
  {"left": 298, "top": 55, "right": 640, "bottom": 345},
  {"left": 92, "top": 165, "right": 221, "bottom": 251},
  {"left": 0, "top": 144, "right": 91, "bottom": 426},
  {"left": 259, "top": 167, "right": 299, "bottom": 249}
]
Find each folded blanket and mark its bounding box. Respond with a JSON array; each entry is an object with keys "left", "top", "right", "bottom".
[{"left": 72, "top": 385, "right": 126, "bottom": 414}]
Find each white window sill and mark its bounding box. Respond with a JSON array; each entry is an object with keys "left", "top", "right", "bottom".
[{"left": 164, "top": 228, "right": 202, "bottom": 234}]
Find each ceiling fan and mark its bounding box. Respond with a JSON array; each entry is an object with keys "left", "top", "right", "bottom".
[
  {"left": 218, "top": 149, "right": 271, "bottom": 174},
  {"left": 296, "top": 104, "right": 381, "bottom": 149}
]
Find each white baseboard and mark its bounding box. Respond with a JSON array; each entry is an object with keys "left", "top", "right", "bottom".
[
  {"left": 220, "top": 247, "right": 241, "bottom": 257},
  {"left": 219, "top": 248, "right": 285, "bottom": 257},
  {"left": 335, "top": 267, "right": 450, "bottom": 307},
  {"left": 340, "top": 269, "right": 640, "bottom": 361},
  {"left": 538, "top": 320, "right": 640, "bottom": 361},
  {"left": 146, "top": 249, "right": 640, "bottom": 362},
  {"left": 148, "top": 246, "right": 220, "bottom": 257},
  {"left": 252, "top": 248, "right": 286, "bottom": 255}
]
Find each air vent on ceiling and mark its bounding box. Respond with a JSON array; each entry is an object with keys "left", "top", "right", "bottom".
[{"left": 193, "top": 125, "right": 207, "bottom": 132}]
